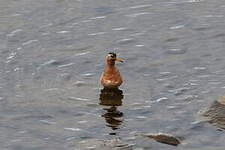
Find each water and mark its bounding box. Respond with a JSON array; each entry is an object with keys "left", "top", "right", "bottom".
[{"left": 1, "top": 0, "right": 225, "bottom": 149}]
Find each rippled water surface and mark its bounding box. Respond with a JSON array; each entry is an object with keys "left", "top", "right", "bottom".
[{"left": 1, "top": 0, "right": 225, "bottom": 149}]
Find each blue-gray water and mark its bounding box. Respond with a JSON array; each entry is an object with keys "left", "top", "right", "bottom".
[{"left": 1, "top": 0, "right": 225, "bottom": 149}]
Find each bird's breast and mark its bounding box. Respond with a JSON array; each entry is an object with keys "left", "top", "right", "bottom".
[{"left": 100, "top": 66, "right": 123, "bottom": 88}]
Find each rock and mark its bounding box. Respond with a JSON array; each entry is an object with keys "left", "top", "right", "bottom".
[
  {"left": 140, "top": 133, "right": 181, "bottom": 146},
  {"left": 203, "top": 96, "right": 225, "bottom": 129},
  {"left": 217, "top": 95, "right": 225, "bottom": 105},
  {"left": 102, "top": 138, "right": 129, "bottom": 148}
]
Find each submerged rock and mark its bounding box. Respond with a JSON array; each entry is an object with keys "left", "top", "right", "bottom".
[
  {"left": 203, "top": 95, "right": 225, "bottom": 129},
  {"left": 140, "top": 133, "right": 181, "bottom": 146},
  {"left": 102, "top": 138, "right": 129, "bottom": 148},
  {"left": 78, "top": 138, "right": 131, "bottom": 149}
]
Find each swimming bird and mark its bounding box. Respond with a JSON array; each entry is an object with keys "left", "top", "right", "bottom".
[{"left": 100, "top": 52, "right": 123, "bottom": 89}]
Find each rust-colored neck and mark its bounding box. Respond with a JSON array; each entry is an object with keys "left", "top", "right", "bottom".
[{"left": 105, "top": 58, "right": 115, "bottom": 67}]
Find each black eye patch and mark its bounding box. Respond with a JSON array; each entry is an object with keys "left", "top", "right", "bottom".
[{"left": 108, "top": 52, "right": 116, "bottom": 58}]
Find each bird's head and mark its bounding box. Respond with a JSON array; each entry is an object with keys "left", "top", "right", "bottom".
[{"left": 106, "top": 52, "right": 123, "bottom": 66}]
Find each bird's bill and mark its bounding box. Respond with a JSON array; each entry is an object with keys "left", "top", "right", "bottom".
[{"left": 116, "top": 58, "right": 124, "bottom": 62}]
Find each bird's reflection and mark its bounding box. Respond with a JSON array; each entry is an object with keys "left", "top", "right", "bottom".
[{"left": 99, "top": 88, "right": 124, "bottom": 133}]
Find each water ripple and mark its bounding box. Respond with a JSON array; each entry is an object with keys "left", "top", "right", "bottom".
[
  {"left": 6, "top": 52, "right": 16, "bottom": 60},
  {"left": 74, "top": 81, "right": 87, "bottom": 87},
  {"left": 39, "top": 59, "right": 58, "bottom": 67},
  {"left": 125, "top": 12, "right": 151, "bottom": 18},
  {"left": 75, "top": 51, "right": 90, "bottom": 56},
  {"left": 82, "top": 73, "right": 95, "bottom": 78},
  {"left": 64, "top": 128, "right": 82, "bottom": 131},
  {"left": 166, "top": 49, "right": 186, "bottom": 55},
  {"left": 129, "top": 4, "right": 152, "bottom": 9},
  {"left": 136, "top": 116, "right": 147, "bottom": 119},
  {"left": 68, "top": 97, "right": 90, "bottom": 102},
  {"left": 197, "top": 74, "right": 211, "bottom": 78},
  {"left": 193, "top": 67, "right": 207, "bottom": 71},
  {"left": 56, "top": 30, "right": 70, "bottom": 34},
  {"left": 208, "top": 82, "right": 221, "bottom": 85},
  {"left": 90, "top": 16, "right": 106, "bottom": 20},
  {"left": 22, "top": 39, "right": 38, "bottom": 46},
  {"left": 11, "top": 13, "right": 22, "bottom": 17},
  {"left": 0, "top": 97, "right": 3, "bottom": 101},
  {"left": 159, "top": 72, "right": 171, "bottom": 77},
  {"left": 167, "top": 105, "right": 179, "bottom": 109},
  {"left": 154, "top": 97, "right": 169, "bottom": 102},
  {"left": 58, "top": 63, "right": 74, "bottom": 68},
  {"left": 39, "top": 120, "right": 56, "bottom": 125},
  {"left": 117, "top": 38, "right": 135, "bottom": 44},
  {"left": 5, "top": 52, "right": 17, "bottom": 63},
  {"left": 187, "top": 0, "right": 204, "bottom": 3},
  {"left": 78, "top": 120, "right": 88, "bottom": 124},
  {"left": 112, "top": 27, "right": 129, "bottom": 31},
  {"left": 135, "top": 44, "right": 144, "bottom": 47},
  {"left": 7, "top": 29, "right": 23, "bottom": 37},
  {"left": 40, "top": 23, "right": 53, "bottom": 28},
  {"left": 130, "top": 32, "right": 145, "bottom": 37},
  {"left": 72, "top": 22, "right": 79, "bottom": 26},
  {"left": 164, "top": 37, "right": 179, "bottom": 42},
  {"left": 212, "top": 33, "right": 225, "bottom": 39},
  {"left": 169, "top": 87, "right": 190, "bottom": 96},
  {"left": 81, "top": 20, "right": 92, "bottom": 23},
  {"left": 176, "top": 95, "right": 199, "bottom": 101},
  {"left": 204, "top": 15, "right": 224, "bottom": 18},
  {"left": 44, "top": 88, "right": 59, "bottom": 92},
  {"left": 88, "top": 32, "right": 106, "bottom": 36},
  {"left": 170, "top": 25, "right": 185, "bottom": 30}
]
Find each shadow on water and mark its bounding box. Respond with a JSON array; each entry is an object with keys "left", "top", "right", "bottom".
[{"left": 99, "top": 88, "right": 124, "bottom": 135}]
